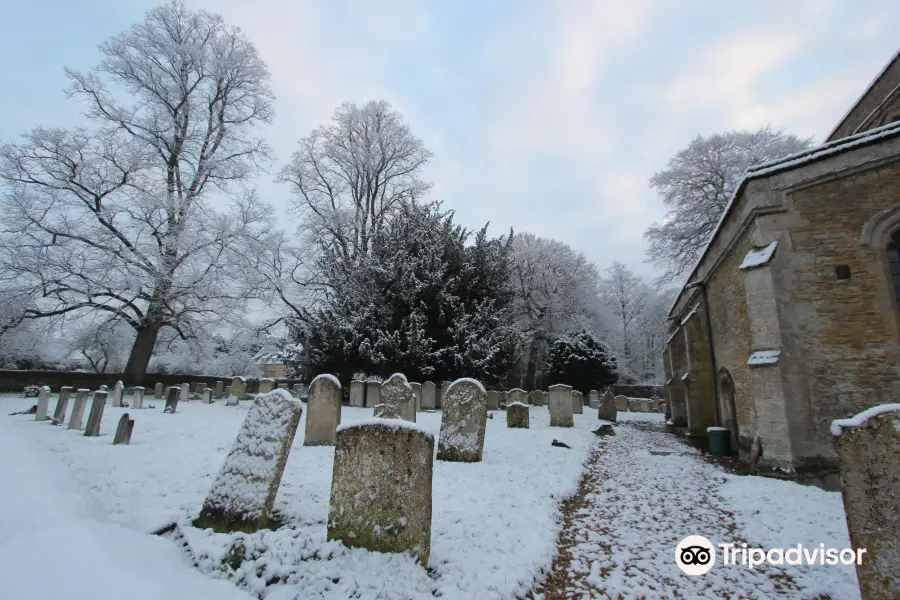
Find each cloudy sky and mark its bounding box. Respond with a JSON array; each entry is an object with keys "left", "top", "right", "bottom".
[{"left": 1, "top": 0, "right": 897, "bottom": 280}]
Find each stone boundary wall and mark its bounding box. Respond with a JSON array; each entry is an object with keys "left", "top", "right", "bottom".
[{"left": 0, "top": 370, "right": 305, "bottom": 392}]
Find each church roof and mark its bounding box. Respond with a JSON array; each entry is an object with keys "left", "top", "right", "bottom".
[{"left": 826, "top": 47, "right": 900, "bottom": 142}]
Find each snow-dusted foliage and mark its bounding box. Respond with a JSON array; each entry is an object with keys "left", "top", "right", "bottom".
[
  {"left": 546, "top": 329, "right": 618, "bottom": 393},
  {"left": 0, "top": 1, "right": 276, "bottom": 382},
  {"left": 644, "top": 126, "right": 812, "bottom": 284},
  {"left": 289, "top": 200, "right": 521, "bottom": 384}
]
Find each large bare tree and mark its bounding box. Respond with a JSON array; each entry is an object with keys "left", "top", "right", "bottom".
[
  {"left": 0, "top": 1, "right": 275, "bottom": 383},
  {"left": 645, "top": 126, "right": 812, "bottom": 285}
]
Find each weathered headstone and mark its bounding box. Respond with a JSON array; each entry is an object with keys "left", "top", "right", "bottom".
[
  {"left": 195, "top": 390, "right": 303, "bottom": 533},
  {"left": 191, "top": 381, "right": 203, "bottom": 394},
  {"left": 215, "top": 380, "right": 224, "bottom": 399},
  {"left": 373, "top": 403, "right": 399, "bottom": 419},
  {"left": 598, "top": 389, "right": 617, "bottom": 422},
  {"left": 201, "top": 388, "right": 212, "bottom": 403},
  {"left": 305, "top": 374, "right": 342, "bottom": 446},
  {"left": 292, "top": 383, "right": 306, "bottom": 398},
  {"left": 328, "top": 420, "right": 434, "bottom": 566},
  {"left": 572, "top": 390, "right": 584, "bottom": 415},
  {"left": 259, "top": 378, "right": 276, "bottom": 394},
  {"left": 437, "top": 378, "right": 488, "bottom": 462},
  {"left": 382, "top": 373, "right": 416, "bottom": 422},
  {"left": 99, "top": 385, "right": 108, "bottom": 392},
  {"left": 486, "top": 390, "right": 500, "bottom": 410},
  {"left": 52, "top": 386, "right": 73, "bottom": 424},
  {"left": 589, "top": 390, "right": 600, "bottom": 409},
  {"left": 410, "top": 382, "right": 423, "bottom": 412},
  {"left": 421, "top": 381, "right": 436, "bottom": 410},
  {"left": 549, "top": 384, "right": 574, "bottom": 428},
  {"left": 614, "top": 394, "right": 629, "bottom": 412},
  {"left": 638, "top": 398, "right": 651, "bottom": 412},
  {"left": 507, "top": 402, "right": 529, "bottom": 429},
  {"left": 832, "top": 405, "right": 900, "bottom": 600},
  {"left": 84, "top": 391, "right": 108, "bottom": 436},
  {"left": 543, "top": 391, "right": 550, "bottom": 406},
  {"left": 154, "top": 382, "right": 163, "bottom": 399},
  {"left": 112, "top": 413, "right": 135, "bottom": 445},
  {"left": 35, "top": 386, "right": 51, "bottom": 421},
  {"left": 277, "top": 383, "right": 289, "bottom": 390},
  {"left": 365, "top": 381, "right": 381, "bottom": 408},
  {"left": 224, "top": 385, "right": 232, "bottom": 399},
  {"left": 180, "top": 383, "right": 190, "bottom": 403},
  {"left": 350, "top": 380, "right": 365, "bottom": 407},
  {"left": 437, "top": 381, "right": 451, "bottom": 410},
  {"left": 132, "top": 386, "right": 145, "bottom": 410},
  {"left": 529, "top": 390, "right": 542, "bottom": 406},
  {"left": 164, "top": 386, "right": 180, "bottom": 413},
  {"left": 111, "top": 381, "right": 124, "bottom": 408},
  {"left": 507, "top": 388, "right": 527, "bottom": 407},
  {"left": 228, "top": 377, "right": 246, "bottom": 406},
  {"left": 68, "top": 389, "right": 90, "bottom": 430}
]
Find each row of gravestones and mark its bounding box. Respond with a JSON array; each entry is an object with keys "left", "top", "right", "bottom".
[
  {"left": 486, "top": 388, "right": 665, "bottom": 416},
  {"left": 193, "top": 375, "right": 593, "bottom": 568},
  {"left": 29, "top": 384, "right": 134, "bottom": 445}
]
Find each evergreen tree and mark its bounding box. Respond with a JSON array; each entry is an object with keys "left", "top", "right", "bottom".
[{"left": 546, "top": 329, "right": 618, "bottom": 393}]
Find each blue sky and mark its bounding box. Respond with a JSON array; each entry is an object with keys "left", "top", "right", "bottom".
[{"left": 1, "top": 0, "right": 897, "bottom": 280}]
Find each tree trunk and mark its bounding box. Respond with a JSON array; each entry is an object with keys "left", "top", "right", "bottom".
[
  {"left": 525, "top": 337, "right": 542, "bottom": 391},
  {"left": 122, "top": 322, "right": 161, "bottom": 385}
]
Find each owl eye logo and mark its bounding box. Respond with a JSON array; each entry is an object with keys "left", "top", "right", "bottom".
[
  {"left": 675, "top": 536, "right": 716, "bottom": 575},
  {"left": 680, "top": 546, "right": 712, "bottom": 565}
]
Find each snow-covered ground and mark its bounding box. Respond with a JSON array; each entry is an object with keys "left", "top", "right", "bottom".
[{"left": 0, "top": 393, "right": 598, "bottom": 600}]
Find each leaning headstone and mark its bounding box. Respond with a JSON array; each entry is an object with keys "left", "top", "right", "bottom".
[
  {"left": 35, "top": 386, "right": 51, "bottom": 421},
  {"left": 164, "top": 386, "right": 180, "bottom": 413},
  {"left": 614, "top": 394, "right": 629, "bottom": 412},
  {"left": 52, "top": 386, "right": 73, "bottom": 424},
  {"left": 304, "top": 374, "right": 342, "bottom": 446},
  {"left": 365, "top": 381, "right": 381, "bottom": 408},
  {"left": 410, "top": 382, "right": 423, "bottom": 412},
  {"left": 549, "top": 384, "right": 574, "bottom": 428},
  {"left": 572, "top": 390, "right": 584, "bottom": 415},
  {"left": 195, "top": 390, "right": 303, "bottom": 533},
  {"left": 421, "top": 381, "right": 436, "bottom": 410},
  {"left": 832, "top": 405, "right": 900, "bottom": 600},
  {"left": 507, "top": 402, "right": 529, "bottom": 429},
  {"left": 201, "top": 388, "right": 212, "bottom": 404},
  {"left": 180, "top": 383, "right": 190, "bottom": 403},
  {"left": 328, "top": 420, "right": 434, "bottom": 566},
  {"left": 598, "top": 389, "right": 617, "bottom": 422},
  {"left": 132, "top": 386, "right": 145, "bottom": 410},
  {"left": 529, "top": 390, "right": 542, "bottom": 406},
  {"left": 112, "top": 381, "right": 124, "bottom": 407},
  {"left": 382, "top": 373, "right": 416, "bottom": 423},
  {"left": 259, "top": 378, "right": 276, "bottom": 394},
  {"left": 84, "top": 391, "right": 108, "bottom": 436},
  {"left": 486, "top": 390, "right": 500, "bottom": 410},
  {"left": 112, "top": 413, "right": 135, "bottom": 445},
  {"left": 507, "top": 388, "right": 527, "bottom": 407},
  {"left": 350, "top": 380, "right": 365, "bottom": 407},
  {"left": 215, "top": 380, "right": 225, "bottom": 399},
  {"left": 68, "top": 389, "right": 90, "bottom": 430},
  {"left": 437, "top": 379, "right": 488, "bottom": 462},
  {"left": 154, "top": 382, "right": 163, "bottom": 399},
  {"left": 589, "top": 390, "right": 600, "bottom": 409}
]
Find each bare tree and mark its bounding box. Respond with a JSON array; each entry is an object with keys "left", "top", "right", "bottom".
[
  {"left": 599, "top": 261, "right": 648, "bottom": 381},
  {"left": 645, "top": 126, "right": 812, "bottom": 285},
  {"left": 0, "top": 1, "right": 275, "bottom": 383},
  {"left": 278, "top": 100, "right": 432, "bottom": 273}
]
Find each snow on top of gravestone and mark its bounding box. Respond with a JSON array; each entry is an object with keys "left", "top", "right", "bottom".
[
  {"left": 336, "top": 417, "right": 434, "bottom": 439},
  {"left": 311, "top": 373, "right": 341, "bottom": 388},
  {"left": 739, "top": 241, "right": 778, "bottom": 271},
  {"left": 261, "top": 377, "right": 275, "bottom": 383},
  {"left": 446, "top": 378, "right": 486, "bottom": 395},
  {"left": 77, "top": 388, "right": 90, "bottom": 392},
  {"left": 508, "top": 388, "right": 525, "bottom": 394},
  {"left": 40, "top": 385, "right": 50, "bottom": 390},
  {"left": 830, "top": 403, "right": 900, "bottom": 436},
  {"left": 507, "top": 401, "right": 528, "bottom": 408},
  {"left": 384, "top": 373, "right": 411, "bottom": 388}
]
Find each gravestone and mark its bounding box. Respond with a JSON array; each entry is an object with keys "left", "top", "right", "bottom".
[
  {"left": 373, "top": 403, "right": 399, "bottom": 419},
  {"left": 305, "top": 374, "right": 342, "bottom": 446},
  {"left": 410, "top": 382, "right": 423, "bottom": 412},
  {"left": 529, "top": 390, "right": 542, "bottom": 406},
  {"left": 507, "top": 402, "right": 529, "bottom": 429},
  {"left": 164, "top": 386, "right": 180, "bottom": 413},
  {"left": 99, "top": 385, "right": 108, "bottom": 392},
  {"left": 437, "top": 381, "right": 451, "bottom": 410},
  {"left": 507, "top": 388, "right": 527, "bottom": 407},
  {"left": 572, "top": 390, "right": 584, "bottom": 415},
  {"left": 543, "top": 391, "right": 550, "bottom": 406},
  {"left": 112, "top": 413, "right": 135, "bottom": 445},
  {"left": 35, "top": 386, "right": 51, "bottom": 421},
  {"left": 52, "top": 386, "right": 73, "bottom": 424},
  {"left": 68, "top": 389, "right": 90, "bottom": 430},
  {"left": 228, "top": 377, "right": 246, "bottom": 406},
  {"left": 292, "top": 383, "right": 306, "bottom": 399},
  {"left": 112, "top": 381, "right": 124, "bottom": 408},
  {"left": 589, "top": 390, "right": 600, "bottom": 409},
  {"left": 84, "top": 391, "right": 108, "bottom": 436},
  {"left": 154, "top": 383, "right": 163, "bottom": 399},
  {"left": 598, "top": 389, "right": 617, "bottom": 422},
  {"left": 277, "top": 383, "right": 289, "bottom": 390},
  {"left": 349, "top": 380, "right": 365, "bottom": 407},
  {"left": 132, "top": 386, "right": 145, "bottom": 410},
  {"left": 365, "top": 381, "right": 381, "bottom": 408},
  {"left": 638, "top": 399, "right": 651, "bottom": 412},
  {"left": 486, "top": 390, "right": 500, "bottom": 410},
  {"left": 549, "top": 384, "right": 574, "bottom": 427},
  {"left": 328, "top": 420, "right": 434, "bottom": 566},
  {"left": 191, "top": 381, "right": 203, "bottom": 394},
  {"left": 195, "top": 390, "right": 303, "bottom": 533},
  {"left": 382, "top": 373, "right": 415, "bottom": 422},
  {"left": 224, "top": 385, "right": 232, "bottom": 399},
  {"left": 832, "top": 405, "right": 900, "bottom": 600},
  {"left": 202, "top": 388, "right": 212, "bottom": 403},
  {"left": 421, "top": 381, "right": 436, "bottom": 410},
  {"left": 259, "top": 378, "right": 276, "bottom": 394},
  {"left": 437, "top": 378, "right": 488, "bottom": 462},
  {"left": 180, "top": 383, "right": 190, "bottom": 403},
  {"left": 614, "top": 394, "right": 629, "bottom": 412},
  {"left": 215, "top": 380, "right": 225, "bottom": 399}
]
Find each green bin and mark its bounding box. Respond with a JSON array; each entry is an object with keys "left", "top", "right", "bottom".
[{"left": 707, "top": 427, "right": 731, "bottom": 457}]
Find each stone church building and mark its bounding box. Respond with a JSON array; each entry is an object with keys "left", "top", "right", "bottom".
[{"left": 664, "top": 49, "right": 900, "bottom": 488}]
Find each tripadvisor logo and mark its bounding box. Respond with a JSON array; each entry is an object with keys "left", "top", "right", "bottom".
[{"left": 675, "top": 536, "right": 716, "bottom": 575}]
